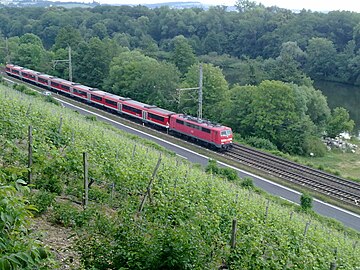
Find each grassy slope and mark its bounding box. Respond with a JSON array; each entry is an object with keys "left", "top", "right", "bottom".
[
  {"left": 1, "top": 83, "right": 360, "bottom": 269},
  {"left": 295, "top": 145, "right": 360, "bottom": 181}
]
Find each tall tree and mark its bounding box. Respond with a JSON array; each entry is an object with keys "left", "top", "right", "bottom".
[
  {"left": 305, "top": 37, "right": 337, "bottom": 79},
  {"left": 180, "top": 63, "right": 229, "bottom": 121},
  {"left": 52, "top": 26, "right": 83, "bottom": 51},
  {"left": 105, "top": 50, "right": 180, "bottom": 107},
  {"left": 73, "top": 37, "right": 114, "bottom": 88},
  {"left": 327, "top": 107, "right": 355, "bottom": 138},
  {"left": 170, "top": 35, "right": 196, "bottom": 74},
  {"left": 224, "top": 81, "right": 323, "bottom": 155}
]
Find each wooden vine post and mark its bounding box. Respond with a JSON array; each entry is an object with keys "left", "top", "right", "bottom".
[
  {"left": 28, "top": 125, "right": 33, "bottom": 184},
  {"left": 83, "top": 152, "right": 89, "bottom": 210},
  {"left": 330, "top": 248, "right": 337, "bottom": 270},
  {"left": 231, "top": 219, "right": 237, "bottom": 249},
  {"left": 138, "top": 155, "right": 162, "bottom": 213},
  {"left": 58, "top": 116, "right": 63, "bottom": 134}
]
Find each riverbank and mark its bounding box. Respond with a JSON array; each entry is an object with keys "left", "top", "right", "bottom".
[{"left": 294, "top": 138, "right": 360, "bottom": 182}]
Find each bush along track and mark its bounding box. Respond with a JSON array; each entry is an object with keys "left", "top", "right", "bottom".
[{"left": 0, "top": 84, "right": 360, "bottom": 269}]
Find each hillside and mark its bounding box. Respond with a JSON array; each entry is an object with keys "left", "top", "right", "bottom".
[{"left": 1, "top": 82, "right": 360, "bottom": 269}]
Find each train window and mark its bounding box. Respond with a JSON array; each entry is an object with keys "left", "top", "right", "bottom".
[
  {"left": 14, "top": 70, "right": 19, "bottom": 74},
  {"left": 51, "top": 82, "right": 59, "bottom": 87},
  {"left": 148, "top": 113, "right": 164, "bottom": 122},
  {"left": 39, "top": 78, "right": 47, "bottom": 83},
  {"left": 221, "top": 130, "right": 232, "bottom": 136},
  {"left": 91, "top": 94, "right": 102, "bottom": 101},
  {"left": 185, "top": 122, "right": 201, "bottom": 130},
  {"left": 62, "top": 85, "right": 70, "bottom": 91},
  {"left": 5, "top": 67, "right": 10, "bottom": 71},
  {"left": 73, "top": 89, "right": 86, "bottom": 96},
  {"left": 176, "top": 119, "right": 184, "bottom": 125},
  {"left": 123, "top": 104, "right": 141, "bottom": 114},
  {"left": 202, "top": 127, "right": 211, "bottom": 133},
  {"left": 105, "top": 99, "right": 117, "bottom": 106}
]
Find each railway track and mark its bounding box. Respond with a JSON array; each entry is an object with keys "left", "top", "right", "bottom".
[
  {"left": 226, "top": 144, "right": 360, "bottom": 207},
  {"left": 3, "top": 73, "right": 360, "bottom": 208}
]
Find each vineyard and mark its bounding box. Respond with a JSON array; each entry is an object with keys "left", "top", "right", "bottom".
[{"left": 0, "top": 82, "right": 360, "bottom": 269}]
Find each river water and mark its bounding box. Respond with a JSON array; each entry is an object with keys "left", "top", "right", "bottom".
[{"left": 314, "top": 80, "right": 360, "bottom": 137}]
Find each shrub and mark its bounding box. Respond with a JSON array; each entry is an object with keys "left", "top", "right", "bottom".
[
  {"left": 30, "top": 190, "right": 56, "bottom": 216},
  {"left": 51, "top": 202, "right": 79, "bottom": 227},
  {"left": 51, "top": 202, "right": 95, "bottom": 228},
  {"left": 300, "top": 193, "right": 313, "bottom": 211},
  {"left": 303, "top": 136, "right": 327, "bottom": 157},
  {"left": 0, "top": 180, "right": 51, "bottom": 268},
  {"left": 205, "top": 159, "right": 219, "bottom": 174},
  {"left": 44, "top": 95, "right": 61, "bottom": 106},
  {"left": 240, "top": 177, "right": 254, "bottom": 189},
  {"left": 205, "top": 159, "right": 240, "bottom": 182},
  {"left": 220, "top": 167, "right": 239, "bottom": 181},
  {"left": 35, "top": 175, "right": 63, "bottom": 195},
  {"left": 85, "top": 115, "right": 97, "bottom": 121},
  {"left": 246, "top": 136, "right": 278, "bottom": 151}
]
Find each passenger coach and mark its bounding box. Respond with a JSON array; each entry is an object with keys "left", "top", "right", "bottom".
[{"left": 5, "top": 63, "right": 233, "bottom": 150}]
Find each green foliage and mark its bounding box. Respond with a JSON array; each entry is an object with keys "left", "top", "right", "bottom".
[
  {"left": 30, "top": 190, "right": 56, "bottom": 216},
  {"left": 51, "top": 202, "right": 95, "bottom": 228},
  {"left": 224, "top": 81, "right": 332, "bottom": 155},
  {"left": 180, "top": 63, "right": 229, "bottom": 120},
  {"left": 105, "top": 50, "right": 180, "bottom": 109},
  {"left": 1, "top": 76, "right": 360, "bottom": 270},
  {"left": 240, "top": 177, "right": 254, "bottom": 189},
  {"left": 302, "top": 136, "right": 327, "bottom": 157},
  {"left": 0, "top": 180, "right": 50, "bottom": 269},
  {"left": 205, "top": 159, "right": 240, "bottom": 183},
  {"left": 300, "top": 192, "right": 313, "bottom": 211},
  {"left": 326, "top": 107, "right": 355, "bottom": 138},
  {"left": 85, "top": 115, "right": 97, "bottom": 122},
  {"left": 170, "top": 35, "right": 197, "bottom": 74},
  {"left": 43, "top": 95, "right": 61, "bottom": 106},
  {"left": 305, "top": 37, "right": 337, "bottom": 79},
  {"left": 34, "top": 174, "right": 63, "bottom": 195},
  {"left": 245, "top": 136, "right": 278, "bottom": 151}
]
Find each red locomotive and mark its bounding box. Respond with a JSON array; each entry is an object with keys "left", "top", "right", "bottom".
[{"left": 5, "top": 64, "right": 233, "bottom": 150}]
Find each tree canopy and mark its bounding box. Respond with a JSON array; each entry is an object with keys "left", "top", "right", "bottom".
[{"left": 0, "top": 5, "right": 358, "bottom": 155}]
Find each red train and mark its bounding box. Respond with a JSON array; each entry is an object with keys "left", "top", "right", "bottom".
[{"left": 5, "top": 64, "right": 233, "bottom": 150}]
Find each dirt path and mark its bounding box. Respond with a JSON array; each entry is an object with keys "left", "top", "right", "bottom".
[{"left": 30, "top": 215, "right": 83, "bottom": 269}]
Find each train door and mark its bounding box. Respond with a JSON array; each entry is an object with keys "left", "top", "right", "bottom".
[
  {"left": 142, "top": 111, "right": 147, "bottom": 121},
  {"left": 211, "top": 130, "right": 217, "bottom": 142}
]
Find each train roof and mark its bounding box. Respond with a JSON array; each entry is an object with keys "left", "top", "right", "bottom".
[
  {"left": 123, "top": 99, "right": 152, "bottom": 109},
  {"left": 37, "top": 73, "right": 53, "bottom": 79},
  {"left": 148, "top": 107, "right": 176, "bottom": 116},
  {"left": 51, "top": 77, "right": 73, "bottom": 85},
  {"left": 93, "top": 90, "right": 128, "bottom": 100},
  {"left": 8, "top": 65, "right": 23, "bottom": 70},
  {"left": 174, "top": 114, "right": 230, "bottom": 130},
  {"left": 72, "top": 84, "right": 94, "bottom": 92},
  {"left": 20, "top": 68, "right": 37, "bottom": 74}
]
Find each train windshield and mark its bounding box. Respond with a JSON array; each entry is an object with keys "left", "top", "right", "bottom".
[{"left": 220, "top": 130, "right": 232, "bottom": 137}]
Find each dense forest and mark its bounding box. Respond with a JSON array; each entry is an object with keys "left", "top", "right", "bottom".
[{"left": 0, "top": 1, "right": 358, "bottom": 155}]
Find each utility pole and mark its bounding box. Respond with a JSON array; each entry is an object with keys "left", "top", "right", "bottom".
[
  {"left": 1, "top": 37, "right": 10, "bottom": 64},
  {"left": 52, "top": 46, "right": 72, "bottom": 82},
  {"left": 198, "top": 64, "right": 203, "bottom": 120},
  {"left": 174, "top": 64, "right": 203, "bottom": 120},
  {"left": 68, "top": 46, "right": 72, "bottom": 82}
]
